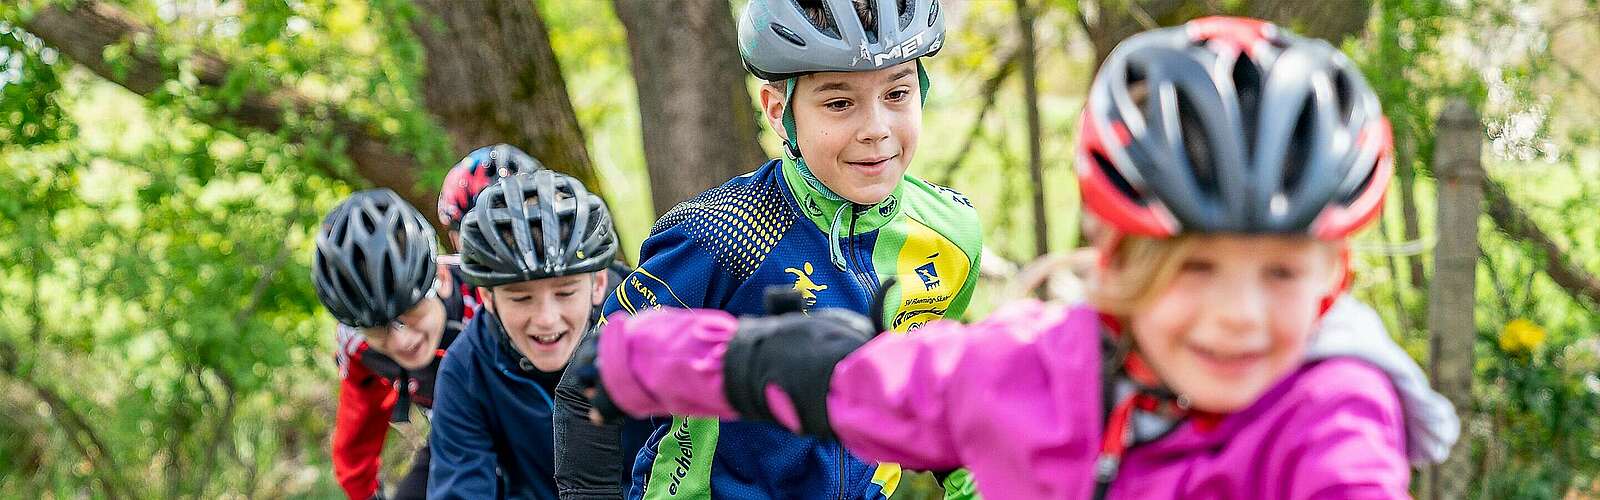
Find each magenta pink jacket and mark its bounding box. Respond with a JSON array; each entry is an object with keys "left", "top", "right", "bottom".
[{"left": 598, "top": 301, "right": 1411, "bottom": 499}]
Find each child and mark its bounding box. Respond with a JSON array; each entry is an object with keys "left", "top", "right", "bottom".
[
  {"left": 427, "top": 170, "right": 619, "bottom": 499},
  {"left": 312, "top": 189, "right": 466, "bottom": 500},
  {"left": 554, "top": 0, "right": 986, "bottom": 498},
  {"left": 584, "top": 17, "right": 1459, "bottom": 499}
]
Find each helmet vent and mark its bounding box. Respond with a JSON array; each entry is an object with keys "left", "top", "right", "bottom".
[
  {"left": 1333, "top": 67, "right": 1357, "bottom": 124},
  {"left": 898, "top": 0, "right": 914, "bottom": 30},
  {"left": 1231, "top": 52, "right": 1263, "bottom": 151},
  {"left": 927, "top": 0, "right": 938, "bottom": 27},
  {"left": 1092, "top": 150, "right": 1146, "bottom": 206},
  {"left": 1340, "top": 156, "right": 1380, "bottom": 205},
  {"left": 1177, "top": 93, "right": 1220, "bottom": 198},
  {"left": 772, "top": 23, "right": 807, "bottom": 47},
  {"left": 1283, "top": 95, "right": 1317, "bottom": 192}
]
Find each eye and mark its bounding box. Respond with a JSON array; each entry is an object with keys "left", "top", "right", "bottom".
[
  {"left": 1265, "top": 264, "right": 1301, "bottom": 281},
  {"left": 1179, "top": 259, "right": 1215, "bottom": 274},
  {"left": 886, "top": 88, "right": 912, "bottom": 102},
  {"left": 555, "top": 289, "right": 579, "bottom": 298},
  {"left": 824, "top": 99, "right": 852, "bottom": 112},
  {"left": 509, "top": 295, "right": 534, "bottom": 303},
  {"left": 390, "top": 320, "right": 408, "bottom": 331}
]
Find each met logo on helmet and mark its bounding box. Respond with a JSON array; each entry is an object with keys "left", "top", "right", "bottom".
[{"left": 851, "top": 30, "right": 942, "bottom": 67}]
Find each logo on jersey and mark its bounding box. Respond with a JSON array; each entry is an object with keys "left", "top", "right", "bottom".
[
  {"left": 931, "top": 184, "right": 973, "bottom": 208},
  {"left": 784, "top": 262, "right": 829, "bottom": 309},
  {"left": 878, "top": 195, "right": 898, "bottom": 218},
  {"left": 804, "top": 195, "right": 824, "bottom": 217},
  {"left": 915, "top": 253, "right": 942, "bottom": 291}
]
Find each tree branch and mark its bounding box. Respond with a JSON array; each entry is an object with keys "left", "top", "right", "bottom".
[
  {"left": 1483, "top": 178, "right": 1600, "bottom": 306},
  {"left": 21, "top": 1, "right": 432, "bottom": 215},
  {"left": 934, "top": 48, "right": 1019, "bottom": 186},
  {"left": 0, "top": 346, "right": 129, "bottom": 499}
]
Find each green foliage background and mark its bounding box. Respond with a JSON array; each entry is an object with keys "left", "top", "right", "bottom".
[{"left": 2, "top": 0, "right": 1598, "bottom": 498}]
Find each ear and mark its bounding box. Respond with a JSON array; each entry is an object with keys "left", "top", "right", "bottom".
[
  {"left": 1323, "top": 242, "right": 1351, "bottom": 295},
  {"left": 590, "top": 270, "right": 610, "bottom": 307},
  {"left": 759, "top": 83, "right": 790, "bottom": 142},
  {"left": 480, "top": 287, "right": 496, "bottom": 313}
]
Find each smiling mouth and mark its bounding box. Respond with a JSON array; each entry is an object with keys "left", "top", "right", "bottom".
[
  {"left": 846, "top": 155, "right": 896, "bottom": 169},
  {"left": 530, "top": 332, "right": 566, "bottom": 346},
  {"left": 1190, "top": 345, "right": 1266, "bottom": 371}
]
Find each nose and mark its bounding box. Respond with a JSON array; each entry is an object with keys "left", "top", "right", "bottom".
[
  {"left": 531, "top": 296, "right": 563, "bottom": 330},
  {"left": 856, "top": 102, "right": 891, "bottom": 144},
  {"left": 1206, "top": 276, "right": 1267, "bottom": 335}
]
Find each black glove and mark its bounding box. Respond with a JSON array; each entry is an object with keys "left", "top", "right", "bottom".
[
  {"left": 722, "top": 305, "right": 876, "bottom": 440},
  {"left": 569, "top": 329, "right": 627, "bottom": 425}
]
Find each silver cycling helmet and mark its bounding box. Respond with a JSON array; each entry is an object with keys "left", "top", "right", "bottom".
[{"left": 738, "top": 0, "right": 946, "bottom": 81}]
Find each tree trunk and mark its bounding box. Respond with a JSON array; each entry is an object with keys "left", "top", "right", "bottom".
[
  {"left": 1078, "top": 0, "right": 1373, "bottom": 71},
  {"left": 1397, "top": 136, "right": 1429, "bottom": 290},
  {"left": 1425, "top": 99, "right": 1483, "bottom": 500},
  {"left": 1016, "top": 0, "right": 1049, "bottom": 261},
  {"left": 410, "top": 0, "right": 603, "bottom": 196},
  {"left": 612, "top": 0, "right": 766, "bottom": 216}
]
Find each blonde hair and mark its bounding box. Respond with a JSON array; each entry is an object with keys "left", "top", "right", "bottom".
[
  {"left": 1088, "top": 235, "right": 1200, "bottom": 316},
  {"left": 1088, "top": 235, "right": 1345, "bottom": 316}
]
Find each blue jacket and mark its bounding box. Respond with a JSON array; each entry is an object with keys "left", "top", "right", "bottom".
[
  {"left": 428, "top": 311, "right": 559, "bottom": 499},
  {"left": 602, "top": 159, "right": 983, "bottom": 499}
]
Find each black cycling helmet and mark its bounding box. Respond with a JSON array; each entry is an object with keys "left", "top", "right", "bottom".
[
  {"left": 312, "top": 188, "right": 439, "bottom": 328},
  {"left": 459, "top": 170, "right": 618, "bottom": 287}
]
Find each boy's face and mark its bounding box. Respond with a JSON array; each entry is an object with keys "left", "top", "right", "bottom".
[
  {"left": 362, "top": 296, "right": 446, "bottom": 371},
  {"left": 483, "top": 271, "right": 609, "bottom": 372},
  {"left": 763, "top": 61, "right": 922, "bottom": 205}
]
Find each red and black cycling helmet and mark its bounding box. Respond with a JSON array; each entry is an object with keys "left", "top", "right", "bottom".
[
  {"left": 1077, "top": 16, "right": 1393, "bottom": 242},
  {"left": 438, "top": 144, "right": 546, "bottom": 229}
]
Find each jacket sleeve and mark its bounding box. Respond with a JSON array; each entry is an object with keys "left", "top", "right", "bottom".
[
  {"left": 554, "top": 329, "right": 629, "bottom": 499},
  {"left": 426, "top": 352, "right": 499, "bottom": 499},
  {"left": 332, "top": 356, "right": 395, "bottom": 499},
  {"left": 556, "top": 223, "right": 732, "bottom": 499},
  {"left": 1273, "top": 360, "right": 1411, "bottom": 500},
  {"left": 827, "top": 303, "right": 1102, "bottom": 491}
]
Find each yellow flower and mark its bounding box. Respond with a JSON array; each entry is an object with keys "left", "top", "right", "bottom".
[{"left": 1499, "top": 319, "right": 1547, "bottom": 354}]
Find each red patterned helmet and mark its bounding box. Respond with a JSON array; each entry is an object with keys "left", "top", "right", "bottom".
[
  {"left": 438, "top": 144, "right": 546, "bottom": 229},
  {"left": 1076, "top": 17, "right": 1393, "bottom": 242}
]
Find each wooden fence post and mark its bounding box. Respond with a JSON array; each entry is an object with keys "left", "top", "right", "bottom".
[{"left": 1426, "top": 98, "right": 1484, "bottom": 500}]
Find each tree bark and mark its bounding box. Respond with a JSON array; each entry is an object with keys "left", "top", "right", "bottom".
[
  {"left": 1015, "top": 0, "right": 1049, "bottom": 261},
  {"left": 1396, "top": 136, "right": 1429, "bottom": 290},
  {"left": 612, "top": 0, "right": 766, "bottom": 216},
  {"left": 1425, "top": 99, "right": 1483, "bottom": 500},
  {"left": 410, "top": 0, "right": 603, "bottom": 195},
  {"left": 1078, "top": 0, "right": 1373, "bottom": 71}
]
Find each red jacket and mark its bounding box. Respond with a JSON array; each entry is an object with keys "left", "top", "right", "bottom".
[{"left": 331, "top": 283, "right": 469, "bottom": 499}]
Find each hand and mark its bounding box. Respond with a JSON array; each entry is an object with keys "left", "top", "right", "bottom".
[
  {"left": 568, "top": 330, "right": 626, "bottom": 425},
  {"left": 433, "top": 260, "right": 456, "bottom": 300},
  {"left": 722, "top": 308, "right": 877, "bottom": 438}
]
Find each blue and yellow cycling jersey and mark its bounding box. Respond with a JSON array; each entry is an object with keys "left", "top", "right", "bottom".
[{"left": 603, "top": 158, "right": 982, "bottom": 499}]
